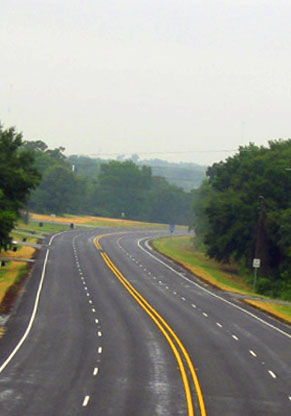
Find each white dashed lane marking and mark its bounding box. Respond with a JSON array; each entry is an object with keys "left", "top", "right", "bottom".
[
  {"left": 232, "top": 335, "right": 239, "bottom": 341},
  {"left": 249, "top": 350, "right": 257, "bottom": 357},
  {"left": 203, "top": 312, "right": 208, "bottom": 317},
  {"left": 82, "top": 396, "right": 90, "bottom": 407},
  {"left": 93, "top": 368, "right": 99, "bottom": 376},
  {"left": 268, "top": 370, "right": 277, "bottom": 379},
  {"left": 98, "top": 347, "right": 103, "bottom": 354}
]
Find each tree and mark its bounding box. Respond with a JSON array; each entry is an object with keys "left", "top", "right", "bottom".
[
  {"left": 193, "top": 139, "right": 291, "bottom": 297},
  {"left": 0, "top": 124, "right": 40, "bottom": 250},
  {"left": 97, "top": 161, "right": 152, "bottom": 219},
  {"left": 30, "top": 165, "right": 78, "bottom": 215}
]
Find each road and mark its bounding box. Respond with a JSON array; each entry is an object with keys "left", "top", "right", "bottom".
[{"left": 0, "top": 228, "right": 290, "bottom": 415}]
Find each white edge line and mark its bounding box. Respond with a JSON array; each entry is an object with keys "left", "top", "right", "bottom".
[
  {"left": 0, "top": 250, "right": 50, "bottom": 373},
  {"left": 0, "top": 232, "right": 62, "bottom": 374},
  {"left": 137, "top": 237, "right": 291, "bottom": 339}
]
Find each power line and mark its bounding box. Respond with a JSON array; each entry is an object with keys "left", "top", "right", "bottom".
[{"left": 89, "top": 149, "right": 238, "bottom": 157}]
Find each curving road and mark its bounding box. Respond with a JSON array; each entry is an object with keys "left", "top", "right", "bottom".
[{"left": 0, "top": 228, "right": 290, "bottom": 415}]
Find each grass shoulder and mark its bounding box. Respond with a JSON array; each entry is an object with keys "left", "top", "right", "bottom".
[
  {"left": 30, "top": 213, "right": 175, "bottom": 229},
  {"left": 152, "top": 235, "right": 291, "bottom": 324}
]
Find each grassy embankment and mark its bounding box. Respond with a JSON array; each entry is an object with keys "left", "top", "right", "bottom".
[
  {"left": 153, "top": 236, "right": 291, "bottom": 324},
  {"left": 31, "top": 213, "right": 174, "bottom": 229}
]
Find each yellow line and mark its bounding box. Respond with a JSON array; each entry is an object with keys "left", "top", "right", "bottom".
[
  {"left": 95, "top": 235, "right": 207, "bottom": 416},
  {"left": 100, "top": 251, "right": 194, "bottom": 416}
]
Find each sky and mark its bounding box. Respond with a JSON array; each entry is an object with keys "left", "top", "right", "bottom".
[{"left": 1, "top": 0, "right": 291, "bottom": 165}]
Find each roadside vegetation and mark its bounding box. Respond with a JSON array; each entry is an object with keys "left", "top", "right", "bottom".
[
  {"left": 153, "top": 236, "right": 291, "bottom": 323},
  {"left": 23, "top": 140, "right": 196, "bottom": 226},
  {"left": 191, "top": 140, "right": 291, "bottom": 302},
  {"left": 30, "top": 213, "right": 171, "bottom": 229}
]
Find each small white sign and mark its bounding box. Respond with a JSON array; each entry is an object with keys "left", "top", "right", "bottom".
[{"left": 253, "top": 258, "right": 261, "bottom": 268}]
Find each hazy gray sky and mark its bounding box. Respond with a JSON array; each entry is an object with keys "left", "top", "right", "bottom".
[{"left": 1, "top": 0, "right": 290, "bottom": 165}]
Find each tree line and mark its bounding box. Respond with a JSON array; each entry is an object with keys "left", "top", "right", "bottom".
[
  {"left": 26, "top": 143, "right": 194, "bottom": 225},
  {"left": 192, "top": 140, "right": 291, "bottom": 300},
  {"left": 0, "top": 123, "right": 196, "bottom": 253}
]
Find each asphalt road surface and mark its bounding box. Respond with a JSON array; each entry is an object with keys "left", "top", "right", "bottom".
[{"left": 0, "top": 228, "right": 290, "bottom": 416}]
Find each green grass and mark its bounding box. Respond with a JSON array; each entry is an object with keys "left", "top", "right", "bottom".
[
  {"left": 17, "top": 221, "right": 74, "bottom": 233},
  {"left": 245, "top": 300, "right": 291, "bottom": 324},
  {"left": 153, "top": 236, "right": 253, "bottom": 294},
  {"left": 271, "top": 303, "right": 291, "bottom": 318},
  {"left": 152, "top": 235, "right": 291, "bottom": 323}
]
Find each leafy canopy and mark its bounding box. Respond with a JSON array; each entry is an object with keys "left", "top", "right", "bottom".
[{"left": 0, "top": 124, "right": 40, "bottom": 250}]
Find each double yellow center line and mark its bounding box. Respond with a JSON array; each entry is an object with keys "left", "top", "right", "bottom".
[{"left": 94, "top": 235, "right": 207, "bottom": 416}]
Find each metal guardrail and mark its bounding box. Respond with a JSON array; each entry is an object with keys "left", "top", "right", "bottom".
[
  {"left": 0, "top": 257, "right": 35, "bottom": 264},
  {"left": 12, "top": 240, "right": 42, "bottom": 249}
]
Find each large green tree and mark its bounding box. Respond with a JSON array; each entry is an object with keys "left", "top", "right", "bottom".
[
  {"left": 193, "top": 139, "right": 291, "bottom": 297},
  {"left": 0, "top": 125, "right": 40, "bottom": 250}
]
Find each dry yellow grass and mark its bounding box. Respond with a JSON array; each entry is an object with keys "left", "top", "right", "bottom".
[
  {"left": 30, "top": 213, "right": 172, "bottom": 229},
  {"left": 4, "top": 246, "right": 35, "bottom": 259},
  {"left": 0, "top": 261, "right": 27, "bottom": 304},
  {"left": 0, "top": 246, "right": 35, "bottom": 304},
  {"left": 182, "top": 263, "right": 248, "bottom": 293},
  {"left": 245, "top": 300, "right": 291, "bottom": 324},
  {"left": 31, "top": 213, "right": 89, "bottom": 224},
  {"left": 33, "top": 213, "right": 145, "bottom": 225}
]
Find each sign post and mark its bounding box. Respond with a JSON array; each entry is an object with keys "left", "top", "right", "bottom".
[{"left": 252, "top": 258, "right": 261, "bottom": 291}]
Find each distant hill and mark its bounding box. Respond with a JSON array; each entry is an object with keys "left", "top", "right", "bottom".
[
  {"left": 136, "top": 158, "right": 206, "bottom": 191},
  {"left": 68, "top": 155, "right": 206, "bottom": 191}
]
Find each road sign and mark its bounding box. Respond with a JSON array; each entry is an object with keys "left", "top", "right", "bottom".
[
  {"left": 253, "top": 258, "right": 261, "bottom": 268},
  {"left": 169, "top": 224, "right": 175, "bottom": 234}
]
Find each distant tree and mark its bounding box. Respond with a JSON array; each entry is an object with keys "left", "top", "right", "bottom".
[
  {"left": 97, "top": 160, "right": 152, "bottom": 219},
  {"left": 0, "top": 124, "right": 40, "bottom": 250},
  {"left": 30, "top": 165, "right": 78, "bottom": 215}
]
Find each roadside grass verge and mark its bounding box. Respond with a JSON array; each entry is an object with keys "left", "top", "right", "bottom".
[
  {"left": 0, "top": 262, "right": 29, "bottom": 308},
  {"left": 30, "top": 213, "right": 181, "bottom": 229},
  {"left": 152, "top": 235, "right": 291, "bottom": 324},
  {"left": 18, "top": 220, "right": 76, "bottom": 233},
  {"left": 0, "top": 245, "right": 36, "bottom": 337},
  {"left": 153, "top": 236, "right": 252, "bottom": 294},
  {"left": 244, "top": 301, "right": 291, "bottom": 324}
]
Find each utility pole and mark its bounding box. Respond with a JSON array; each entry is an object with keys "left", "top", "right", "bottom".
[{"left": 253, "top": 195, "right": 266, "bottom": 291}]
